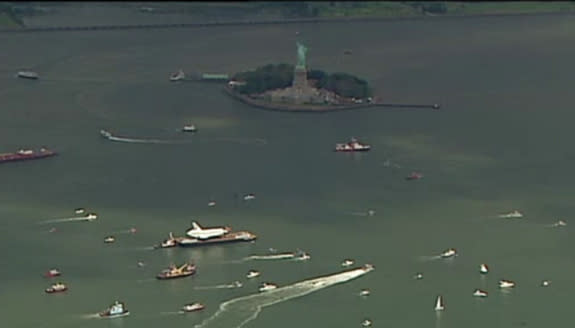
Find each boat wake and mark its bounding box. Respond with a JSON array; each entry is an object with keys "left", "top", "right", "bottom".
[
  {"left": 102, "top": 133, "right": 191, "bottom": 144},
  {"left": 244, "top": 253, "right": 296, "bottom": 261},
  {"left": 210, "top": 137, "right": 268, "bottom": 146},
  {"left": 418, "top": 255, "right": 443, "bottom": 262},
  {"left": 38, "top": 216, "right": 94, "bottom": 224},
  {"left": 101, "top": 130, "right": 267, "bottom": 146},
  {"left": 194, "top": 265, "right": 373, "bottom": 328},
  {"left": 80, "top": 313, "right": 101, "bottom": 319},
  {"left": 194, "top": 282, "right": 243, "bottom": 290}
]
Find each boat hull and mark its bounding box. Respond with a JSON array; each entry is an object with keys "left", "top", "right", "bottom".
[
  {"left": 156, "top": 271, "right": 196, "bottom": 280},
  {"left": 45, "top": 287, "right": 67, "bottom": 294},
  {"left": 99, "top": 311, "right": 130, "bottom": 319},
  {"left": 334, "top": 148, "right": 371, "bottom": 152},
  {"left": 0, "top": 151, "right": 57, "bottom": 164},
  {"left": 177, "top": 231, "right": 256, "bottom": 248}
]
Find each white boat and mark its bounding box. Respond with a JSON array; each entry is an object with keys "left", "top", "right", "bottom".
[
  {"left": 259, "top": 282, "right": 277, "bottom": 292},
  {"left": 499, "top": 280, "right": 515, "bottom": 288},
  {"left": 473, "top": 289, "right": 488, "bottom": 297},
  {"left": 434, "top": 295, "right": 444, "bottom": 311},
  {"left": 341, "top": 259, "right": 354, "bottom": 267},
  {"left": 246, "top": 270, "right": 261, "bottom": 279},
  {"left": 16, "top": 71, "right": 39, "bottom": 80},
  {"left": 233, "top": 281, "right": 243, "bottom": 288},
  {"left": 84, "top": 213, "right": 98, "bottom": 221},
  {"left": 335, "top": 138, "right": 371, "bottom": 152},
  {"left": 74, "top": 208, "right": 85, "bottom": 214},
  {"left": 440, "top": 248, "right": 457, "bottom": 258},
  {"left": 170, "top": 69, "right": 185, "bottom": 81},
  {"left": 361, "top": 319, "right": 372, "bottom": 327},
  {"left": 243, "top": 194, "right": 256, "bottom": 201},
  {"left": 182, "top": 124, "right": 197, "bottom": 132},
  {"left": 359, "top": 289, "right": 370, "bottom": 297},
  {"left": 498, "top": 210, "right": 523, "bottom": 219},
  {"left": 296, "top": 251, "right": 311, "bottom": 261},
  {"left": 414, "top": 272, "right": 424, "bottom": 280},
  {"left": 480, "top": 264, "right": 489, "bottom": 274},
  {"left": 104, "top": 236, "right": 115, "bottom": 243},
  {"left": 99, "top": 301, "right": 130, "bottom": 318},
  {"left": 208, "top": 201, "right": 216, "bottom": 207},
  {"left": 182, "top": 302, "right": 205, "bottom": 312},
  {"left": 552, "top": 220, "right": 567, "bottom": 227},
  {"left": 541, "top": 280, "right": 551, "bottom": 287},
  {"left": 159, "top": 232, "right": 177, "bottom": 248}
]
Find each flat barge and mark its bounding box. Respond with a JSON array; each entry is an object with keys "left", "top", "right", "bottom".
[
  {"left": 177, "top": 231, "right": 256, "bottom": 247},
  {"left": 0, "top": 148, "right": 57, "bottom": 164}
]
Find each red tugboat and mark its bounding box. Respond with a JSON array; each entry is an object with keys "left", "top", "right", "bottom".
[
  {"left": 335, "top": 138, "right": 371, "bottom": 152},
  {"left": 45, "top": 269, "right": 61, "bottom": 278},
  {"left": 405, "top": 172, "right": 423, "bottom": 180},
  {"left": 0, "top": 148, "right": 56, "bottom": 164},
  {"left": 156, "top": 263, "right": 196, "bottom": 280},
  {"left": 45, "top": 282, "right": 68, "bottom": 294}
]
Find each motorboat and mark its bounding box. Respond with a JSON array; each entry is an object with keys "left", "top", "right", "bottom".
[
  {"left": 434, "top": 295, "right": 444, "bottom": 311},
  {"left": 480, "top": 264, "right": 489, "bottom": 274},
  {"left": 156, "top": 263, "right": 196, "bottom": 280},
  {"left": 334, "top": 138, "right": 371, "bottom": 152},
  {"left": 104, "top": 236, "right": 115, "bottom": 243},
  {"left": 233, "top": 281, "right": 243, "bottom": 288},
  {"left": 170, "top": 69, "right": 185, "bottom": 82},
  {"left": 45, "top": 269, "right": 61, "bottom": 278},
  {"left": 541, "top": 280, "right": 551, "bottom": 287},
  {"left": 158, "top": 232, "right": 178, "bottom": 248},
  {"left": 84, "top": 213, "right": 98, "bottom": 221},
  {"left": 341, "top": 259, "right": 354, "bottom": 267},
  {"left": 499, "top": 280, "right": 515, "bottom": 288},
  {"left": 414, "top": 272, "right": 424, "bottom": 280},
  {"left": 45, "top": 282, "right": 67, "bottom": 294},
  {"left": 16, "top": 71, "right": 39, "bottom": 80},
  {"left": 363, "top": 263, "right": 375, "bottom": 271},
  {"left": 182, "top": 124, "right": 197, "bottom": 132},
  {"left": 208, "top": 201, "right": 216, "bottom": 207},
  {"left": 473, "top": 289, "right": 488, "bottom": 297},
  {"left": 552, "top": 220, "right": 567, "bottom": 227},
  {"left": 74, "top": 208, "right": 85, "bottom": 214},
  {"left": 367, "top": 210, "right": 376, "bottom": 216},
  {"left": 296, "top": 251, "right": 311, "bottom": 261},
  {"left": 359, "top": 289, "right": 370, "bottom": 297},
  {"left": 246, "top": 270, "right": 261, "bottom": 279},
  {"left": 405, "top": 172, "right": 423, "bottom": 180},
  {"left": 99, "top": 301, "right": 130, "bottom": 318},
  {"left": 361, "top": 319, "right": 372, "bottom": 327},
  {"left": 182, "top": 302, "right": 205, "bottom": 312},
  {"left": 258, "top": 282, "right": 278, "bottom": 292},
  {"left": 440, "top": 248, "right": 457, "bottom": 258},
  {"left": 243, "top": 193, "right": 256, "bottom": 201},
  {"left": 498, "top": 210, "right": 523, "bottom": 219}
]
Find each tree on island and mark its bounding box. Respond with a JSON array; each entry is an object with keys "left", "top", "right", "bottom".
[{"left": 232, "top": 64, "right": 372, "bottom": 100}]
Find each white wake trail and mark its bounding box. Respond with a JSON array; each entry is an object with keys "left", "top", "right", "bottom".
[
  {"left": 38, "top": 216, "right": 94, "bottom": 224},
  {"left": 244, "top": 253, "right": 296, "bottom": 261},
  {"left": 194, "top": 265, "right": 374, "bottom": 328}
]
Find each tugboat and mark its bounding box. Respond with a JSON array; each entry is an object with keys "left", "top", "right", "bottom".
[
  {"left": 104, "top": 236, "right": 115, "bottom": 243},
  {"left": 405, "top": 172, "right": 423, "bottom": 180},
  {"left": 258, "top": 282, "right": 278, "bottom": 292},
  {"left": 480, "top": 264, "right": 489, "bottom": 274},
  {"left": 157, "top": 232, "right": 178, "bottom": 249},
  {"left": 498, "top": 210, "right": 523, "bottom": 219},
  {"left": 156, "top": 263, "right": 196, "bottom": 280},
  {"left": 341, "top": 259, "right": 354, "bottom": 267},
  {"left": 246, "top": 270, "right": 261, "bottom": 279},
  {"left": 45, "top": 269, "right": 61, "bottom": 278},
  {"left": 170, "top": 69, "right": 185, "bottom": 82},
  {"left": 334, "top": 138, "right": 371, "bottom": 152},
  {"left": 182, "top": 124, "right": 197, "bottom": 133},
  {"left": 473, "top": 289, "right": 488, "bottom": 297},
  {"left": 45, "top": 282, "right": 67, "bottom": 294},
  {"left": 182, "top": 302, "right": 205, "bottom": 313},
  {"left": 99, "top": 301, "right": 130, "bottom": 318},
  {"left": 440, "top": 248, "right": 457, "bottom": 258},
  {"left": 499, "top": 280, "right": 515, "bottom": 288}
]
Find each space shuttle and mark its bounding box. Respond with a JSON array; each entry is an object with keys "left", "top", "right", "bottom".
[{"left": 186, "top": 221, "right": 231, "bottom": 239}]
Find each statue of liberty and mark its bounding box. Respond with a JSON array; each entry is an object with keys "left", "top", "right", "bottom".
[{"left": 296, "top": 42, "right": 308, "bottom": 69}]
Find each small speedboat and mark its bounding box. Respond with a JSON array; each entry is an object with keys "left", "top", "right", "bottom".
[
  {"left": 45, "top": 269, "right": 61, "bottom": 278},
  {"left": 473, "top": 289, "right": 488, "bottom": 297},
  {"left": 170, "top": 69, "right": 185, "bottom": 82},
  {"left": 104, "top": 236, "right": 115, "bottom": 243},
  {"left": 74, "top": 208, "right": 85, "bottom": 214},
  {"left": 84, "top": 213, "right": 98, "bottom": 221},
  {"left": 246, "top": 270, "right": 261, "bottom": 279},
  {"left": 499, "top": 280, "right": 515, "bottom": 288},
  {"left": 341, "top": 259, "right": 354, "bottom": 267},
  {"left": 434, "top": 295, "right": 444, "bottom": 311},
  {"left": 296, "top": 251, "right": 311, "bottom": 261},
  {"left": 414, "top": 272, "right": 424, "bottom": 280},
  {"left": 541, "top": 280, "right": 551, "bottom": 287},
  {"left": 182, "top": 302, "right": 205, "bottom": 312},
  {"left": 182, "top": 124, "right": 197, "bottom": 132},
  {"left": 359, "top": 289, "right": 370, "bottom": 297},
  {"left": 440, "top": 248, "right": 457, "bottom": 258},
  {"left": 498, "top": 210, "right": 523, "bottom": 219},
  {"left": 363, "top": 263, "right": 375, "bottom": 271},
  {"left": 208, "top": 201, "right": 216, "bottom": 207},
  {"left": 406, "top": 172, "right": 423, "bottom": 180},
  {"left": 45, "top": 282, "right": 67, "bottom": 294},
  {"left": 361, "top": 319, "right": 372, "bottom": 327},
  {"left": 16, "top": 71, "right": 39, "bottom": 80},
  {"left": 552, "top": 220, "right": 567, "bottom": 227},
  {"left": 334, "top": 138, "right": 371, "bottom": 152},
  {"left": 243, "top": 194, "right": 256, "bottom": 201},
  {"left": 480, "top": 264, "right": 489, "bottom": 274},
  {"left": 99, "top": 301, "right": 130, "bottom": 318},
  {"left": 259, "top": 282, "right": 278, "bottom": 292}
]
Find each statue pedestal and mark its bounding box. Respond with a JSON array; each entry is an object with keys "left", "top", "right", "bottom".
[{"left": 292, "top": 66, "right": 308, "bottom": 90}]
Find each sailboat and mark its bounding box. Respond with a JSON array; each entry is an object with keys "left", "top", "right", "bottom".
[{"left": 434, "top": 295, "right": 444, "bottom": 311}]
